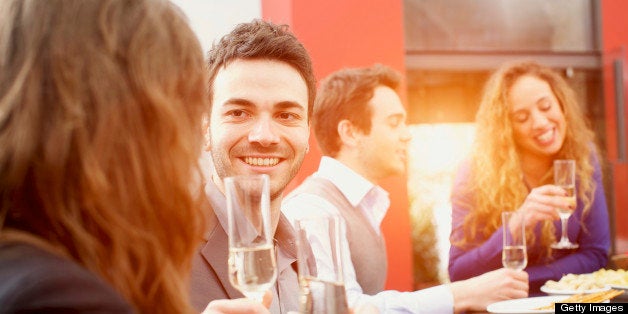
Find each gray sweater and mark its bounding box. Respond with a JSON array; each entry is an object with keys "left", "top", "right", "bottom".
[{"left": 287, "top": 176, "right": 387, "bottom": 295}]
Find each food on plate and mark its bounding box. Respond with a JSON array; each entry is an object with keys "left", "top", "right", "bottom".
[
  {"left": 543, "top": 269, "right": 628, "bottom": 291},
  {"left": 544, "top": 274, "right": 606, "bottom": 291}
]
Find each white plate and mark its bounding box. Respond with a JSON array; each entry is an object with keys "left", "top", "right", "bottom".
[
  {"left": 608, "top": 284, "right": 628, "bottom": 290},
  {"left": 540, "top": 285, "right": 610, "bottom": 295},
  {"left": 487, "top": 295, "right": 569, "bottom": 313},
  {"left": 608, "top": 285, "right": 628, "bottom": 301}
]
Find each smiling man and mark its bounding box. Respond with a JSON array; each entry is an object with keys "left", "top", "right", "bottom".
[{"left": 189, "top": 20, "right": 316, "bottom": 313}]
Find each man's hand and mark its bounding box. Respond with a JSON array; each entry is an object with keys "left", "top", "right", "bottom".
[{"left": 450, "top": 268, "right": 529, "bottom": 313}]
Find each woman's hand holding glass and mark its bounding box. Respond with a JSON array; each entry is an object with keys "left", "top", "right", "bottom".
[
  {"left": 516, "top": 185, "right": 562, "bottom": 227},
  {"left": 514, "top": 184, "right": 577, "bottom": 235},
  {"left": 511, "top": 160, "right": 578, "bottom": 251}
]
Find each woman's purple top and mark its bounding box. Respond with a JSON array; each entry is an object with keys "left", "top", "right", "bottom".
[{"left": 448, "top": 156, "right": 610, "bottom": 295}]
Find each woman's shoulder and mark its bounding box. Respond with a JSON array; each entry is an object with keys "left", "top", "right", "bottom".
[
  {"left": 0, "top": 240, "right": 87, "bottom": 278},
  {"left": 0, "top": 241, "right": 134, "bottom": 313}
]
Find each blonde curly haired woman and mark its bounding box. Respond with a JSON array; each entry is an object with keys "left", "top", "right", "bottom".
[{"left": 448, "top": 61, "right": 610, "bottom": 295}]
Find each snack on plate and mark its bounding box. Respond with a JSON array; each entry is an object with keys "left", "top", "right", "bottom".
[
  {"left": 544, "top": 269, "right": 628, "bottom": 291},
  {"left": 544, "top": 273, "right": 606, "bottom": 291},
  {"left": 592, "top": 268, "right": 628, "bottom": 286}
]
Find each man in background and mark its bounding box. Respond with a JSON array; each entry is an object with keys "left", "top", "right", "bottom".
[{"left": 283, "top": 64, "right": 529, "bottom": 313}]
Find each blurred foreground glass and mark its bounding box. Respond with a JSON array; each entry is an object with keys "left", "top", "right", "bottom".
[
  {"left": 551, "top": 159, "right": 579, "bottom": 249},
  {"left": 295, "top": 215, "right": 349, "bottom": 314},
  {"left": 502, "top": 211, "right": 527, "bottom": 271},
  {"left": 225, "top": 174, "right": 277, "bottom": 302}
]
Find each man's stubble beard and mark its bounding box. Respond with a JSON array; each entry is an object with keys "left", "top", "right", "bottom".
[{"left": 209, "top": 147, "right": 307, "bottom": 201}]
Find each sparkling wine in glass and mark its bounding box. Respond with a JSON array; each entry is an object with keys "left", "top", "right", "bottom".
[
  {"left": 225, "top": 174, "right": 277, "bottom": 302},
  {"left": 551, "top": 159, "right": 579, "bottom": 249},
  {"left": 502, "top": 211, "right": 528, "bottom": 271},
  {"left": 295, "top": 215, "right": 350, "bottom": 314},
  {"left": 299, "top": 276, "right": 348, "bottom": 314}
]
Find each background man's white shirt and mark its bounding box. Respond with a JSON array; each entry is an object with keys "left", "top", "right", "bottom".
[{"left": 282, "top": 156, "right": 454, "bottom": 313}]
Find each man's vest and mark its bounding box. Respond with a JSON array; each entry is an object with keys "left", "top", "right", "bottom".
[{"left": 288, "top": 176, "right": 387, "bottom": 295}]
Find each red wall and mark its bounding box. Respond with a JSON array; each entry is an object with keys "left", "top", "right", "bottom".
[
  {"left": 601, "top": 0, "right": 628, "bottom": 252},
  {"left": 262, "top": 0, "right": 414, "bottom": 291}
]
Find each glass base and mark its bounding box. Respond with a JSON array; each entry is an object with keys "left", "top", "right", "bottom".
[
  {"left": 242, "top": 291, "right": 266, "bottom": 303},
  {"left": 551, "top": 241, "right": 579, "bottom": 250}
]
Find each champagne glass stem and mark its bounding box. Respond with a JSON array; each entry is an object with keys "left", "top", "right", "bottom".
[{"left": 560, "top": 216, "right": 569, "bottom": 244}]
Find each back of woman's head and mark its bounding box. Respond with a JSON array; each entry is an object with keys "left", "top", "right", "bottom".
[{"left": 0, "top": 0, "right": 206, "bottom": 312}]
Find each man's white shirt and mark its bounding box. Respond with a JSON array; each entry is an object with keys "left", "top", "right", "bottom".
[{"left": 282, "top": 156, "right": 454, "bottom": 313}]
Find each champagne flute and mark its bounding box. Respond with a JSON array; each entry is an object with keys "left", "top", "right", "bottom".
[
  {"left": 225, "top": 174, "right": 277, "bottom": 302},
  {"left": 502, "top": 211, "right": 527, "bottom": 271},
  {"left": 295, "top": 215, "right": 350, "bottom": 314},
  {"left": 551, "top": 159, "right": 579, "bottom": 249}
]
